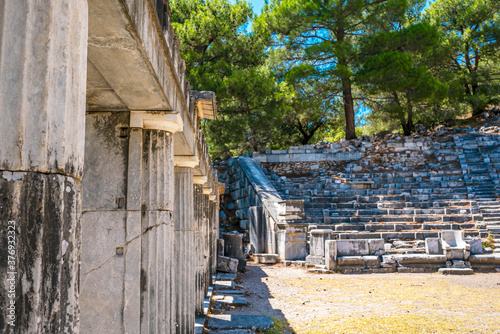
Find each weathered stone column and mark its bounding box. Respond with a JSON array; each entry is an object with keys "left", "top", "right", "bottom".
[
  {"left": 80, "top": 111, "right": 181, "bottom": 333},
  {"left": 193, "top": 179, "right": 207, "bottom": 315},
  {"left": 0, "top": 1, "right": 88, "bottom": 332},
  {"left": 174, "top": 160, "right": 197, "bottom": 334},
  {"left": 210, "top": 196, "right": 220, "bottom": 277}
]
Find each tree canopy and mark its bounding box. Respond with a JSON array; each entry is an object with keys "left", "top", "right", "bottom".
[
  {"left": 427, "top": 0, "right": 500, "bottom": 115},
  {"left": 170, "top": 0, "right": 500, "bottom": 159}
]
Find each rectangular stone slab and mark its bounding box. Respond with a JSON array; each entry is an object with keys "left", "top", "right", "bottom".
[
  {"left": 213, "top": 280, "right": 235, "bottom": 290},
  {"left": 207, "top": 315, "right": 274, "bottom": 330},
  {"left": 215, "top": 289, "right": 245, "bottom": 295},
  {"left": 216, "top": 273, "right": 237, "bottom": 281},
  {"left": 209, "top": 330, "right": 253, "bottom": 334}
]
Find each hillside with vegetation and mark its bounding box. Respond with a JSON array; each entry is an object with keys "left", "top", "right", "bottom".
[{"left": 170, "top": 0, "right": 500, "bottom": 159}]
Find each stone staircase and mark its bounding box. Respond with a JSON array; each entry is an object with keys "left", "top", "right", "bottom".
[
  {"left": 453, "top": 133, "right": 497, "bottom": 199},
  {"left": 261, "top": 132, "right": 500, "bottom": 243},
  {"left": 271, "top": 172, "right": 480, "bottom": 237}
]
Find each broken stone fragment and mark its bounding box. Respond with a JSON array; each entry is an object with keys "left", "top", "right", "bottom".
[{"left": 217, "top": 256, "right": 238, "bottom": 273}]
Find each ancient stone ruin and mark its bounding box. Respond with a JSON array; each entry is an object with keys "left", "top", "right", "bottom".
[
  {"left": 217, "top": 126, "right": 500, "bottom": 274},
  {"left": 0, "top": 1, "right": 220, "bottom": 333}
]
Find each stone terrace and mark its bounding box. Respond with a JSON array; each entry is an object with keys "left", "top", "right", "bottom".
[{"left": 250, "top": 128, "right": 500, "bottom": 245}]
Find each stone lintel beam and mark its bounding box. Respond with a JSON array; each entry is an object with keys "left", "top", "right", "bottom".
[
  {"left": 192, "top": 91, "right": 217, "bottom": 120},
  {"left": 203, "top": 187, "right": 212, "bottom": 195},
  {"left": 130, "top": 110, "right": 183, "bottom": 133},
  {"left": 87, "top": 0, "right": 170, "bottom": 110},
  {"left": 174, "top": 156, "right": 199, "bottom": 168}
]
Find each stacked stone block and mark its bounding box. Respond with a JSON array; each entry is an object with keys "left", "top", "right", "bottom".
[
  {"left": 218, "top": 128, "right": 500, "bottom": 266},
  {"left": 220, "top": 159, "right": 264, "bottom": 230},
  {"left": 255, "top": 131, "right": 500, "bottom": 242}
]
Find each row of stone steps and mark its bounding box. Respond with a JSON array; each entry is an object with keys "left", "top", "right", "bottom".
[
  {"left": 198, "top": 271, "right": 274, "bottom": 333},
  {"left": 264, "top": 132, "right": 500, "bottom": 244},
  {"left": 305, "top": 207, "right": 473, "bottom": 215},
  {"left": 333, "top": 222, "right": 476, "bottom": 233},
  {"left": 282, "top": 188, "right": 470, "bottom": 197}
]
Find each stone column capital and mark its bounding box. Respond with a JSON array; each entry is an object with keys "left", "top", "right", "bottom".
[
  {"left": 174, "top": 155, "right": 199, "bottom": 168},
  {"left": 202, "top": 187, "right": 212, "bottom": 195},
  {"left": 193, "top": 175, "right": 208, "bottom": 185},
  {"left": 130, "top": 110, "right": 183, "bottom": 133}
]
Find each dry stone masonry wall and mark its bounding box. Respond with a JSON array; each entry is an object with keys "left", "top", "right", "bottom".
[{"left": 218, "top": 126, "right": 500, "bottom": 273}]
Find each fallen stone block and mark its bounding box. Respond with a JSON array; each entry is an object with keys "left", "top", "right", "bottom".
[
  {"left": 305, "top": 254, "right": 324, "bottom": 265},
  {"left": 238, "top": 258, "right": 247, "bottom": 273},
  {"left": 213, "top": 295, "right": 248, "bottom": 307},
  {"left": 466, "top": 238, "right": 483, "bottom": 254},
  {"left": 438, "top": 267, "right": 474, "bottom": 275},
  {"left": 253, "top": 253, "right": 279, "bottom": 264},
  {"left": 337, "top": 239, "right": 370, "bottom": 256},
  {"left": 223, "top": 234, "right": 244, "bottom": 258},
  {"left": 213, "top": 280, "right": 235, "bottom": 290},
  {"left": 338, "top": 256, "right": 365, "bottom": 266},
  {"left": 209, "top": 330, "right": 253, "bottom": 334},
  {"left": 216, "top": 273, "right": 236, "bottom": 281},
  {"left": 206, "top": 315, "right": 274, "bottom": 331},
  {"left": 367, "top": 239, "right": 385, "bottom": 255},
  {"left": 217, "top": 256, "right": 238, "bottom": 273},
  {"left": 216, "top": 289, "right": 245, "bottom": 295},
  {"left": 425, "top": 238, "right": 443, "bottom": 255}
]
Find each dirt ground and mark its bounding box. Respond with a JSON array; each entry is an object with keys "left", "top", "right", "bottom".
[{"left": 220, "top": 263, "right": 500, "bottom": 334}]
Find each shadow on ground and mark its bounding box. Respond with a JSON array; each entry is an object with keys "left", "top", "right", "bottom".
[{"left": 220, "top": 263, "right": 296, "bottom": 333}]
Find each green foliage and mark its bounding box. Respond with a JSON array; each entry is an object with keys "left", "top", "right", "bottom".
[
  {"left": 170, "top": 0, "right": 500, "bottom": 158},
  {"left": 260, "top": 0, "right": 411, "bottom": 139},
  {"left": 357, "top": 22, "right": 449, "bottom": 135},
  {"left": 171, "top": 0, "right": 292, "bottom": 159},
  {"left": 427, "top": 0, "right": 500, "bottom": 114},
  {"left": 265, "top": 317, "right": 296, "bottom": 334}
]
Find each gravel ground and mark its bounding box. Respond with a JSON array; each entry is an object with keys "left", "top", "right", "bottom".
[{"left": 221, "top": 263, "right": 500, "bottom": 333}]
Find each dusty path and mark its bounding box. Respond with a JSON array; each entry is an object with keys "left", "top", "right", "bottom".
[{"left": 221, "top": 263, "right": 500, "bottom": 333}]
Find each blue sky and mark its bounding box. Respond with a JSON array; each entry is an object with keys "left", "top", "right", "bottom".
[
  {"left": 247, "top": 0, "right": 266, "bottom": 14},
  {"left": 246, "top": 0, "right": 435, "bottom": 15}
]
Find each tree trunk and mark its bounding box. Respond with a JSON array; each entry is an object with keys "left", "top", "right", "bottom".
[
  {"left": 342, "top": 77, "right": 356, "bottom": 140},
  {"left": 405, "top": 95, "right": 413, "bottom": 136},
  {"left": 337, "top": 27, "right": 356, "bottom": 140},
  {"left": 296, "top": 120, "right": 321, "bottom": 145},
  {"left": 392, "top": 91, "right": 411, "bottom": 136}
]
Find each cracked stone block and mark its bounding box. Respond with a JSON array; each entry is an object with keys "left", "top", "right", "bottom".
[
  {"left": 217, "top": 256, "right": 238, "bottom": 273},
  {"left": 425, "top": 238, "right": 443, "bottom": 255}
]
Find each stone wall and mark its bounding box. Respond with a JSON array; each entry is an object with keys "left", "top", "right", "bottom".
[
  {"left": 218, "top": 127, "right": 500, "bottom": 263},
  {"left": 217, "top": 157, "right": 284, "bottom": 255}
]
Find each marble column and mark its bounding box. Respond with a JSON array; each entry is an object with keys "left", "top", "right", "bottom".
[
  {"left": 193, "top": 180, "right": 206, "bottom": 315},
  {"left": 174, "top": 159, "right": 197, "bottom": 334},
  {"left": 0, "top": 1, "right": 88, "bottom": 332}
]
